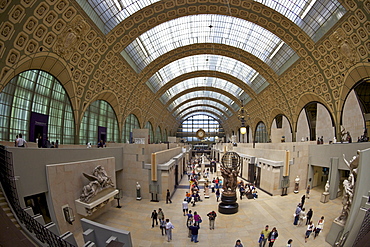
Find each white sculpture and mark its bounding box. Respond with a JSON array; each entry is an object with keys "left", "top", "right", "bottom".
[
  {"left": 80, "top": 165, "right": 114, "bottom": 203},
  {"left": 336, "top": 151, "right": 359, "bottom": 224},
  {"left": 325, "top": 180, "right": 330, "bottom": 193},
  {"left": 136, "top": 182, "right": 141, "bottom": 200},
  {"left": 294, "top": 176, "right": 300, "bottom": 193}
]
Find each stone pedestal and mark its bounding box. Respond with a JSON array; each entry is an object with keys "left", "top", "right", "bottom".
[
  {"left": 320, "top": 192, "right": 330, "bottom": 203},
  {"left": 326, "top": 220, "right": 345, "bottom": 245},
  {"left": 218, "top": 192, "right": 238, "bottom": 214},
  {"left": 204, "top": 187, "right": 210, "bottom": 198}
]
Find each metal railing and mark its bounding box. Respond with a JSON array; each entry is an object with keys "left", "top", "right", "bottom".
[{"left": 0, "top": 145, "right": 76, "bottom": 247}]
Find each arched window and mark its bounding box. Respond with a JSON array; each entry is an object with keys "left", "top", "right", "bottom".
[
  {"left": 79, "top": 100, "right": 119, "bottom": 145},
  {"left": 255, "top": 122, "right": 268, "bottom": 143},
  {"left": 155, "top": 126, "right": 162, "bottom": 143},
  {"left": 145, "top": 121, "right": 154, "bottom": 144},
  {"left": 123, "top": 114, "right": 140, "bottom": 143},
  {"left": 177, "top": 114, "right": 224, "bottom": 142},
  {"left": 163, "top": 129, "right": 168, "bottom": 142},
  {"left": 0, "top": 70, "right": 74, "bottom": 144}
]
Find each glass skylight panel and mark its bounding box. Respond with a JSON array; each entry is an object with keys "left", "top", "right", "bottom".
[
  {"left": 148, "top": 54, "right": 269, "bottom": 94},
  {"left": 255, "top": 0, "right": 346, "bottom": 41},
  {"left": 174, "top": 100, "right": 232, "bottom": 117},
  {"left": 125, "top": 14, "right": 294, "bottom": 73}
]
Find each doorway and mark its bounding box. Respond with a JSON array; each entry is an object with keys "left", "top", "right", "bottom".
[{"left": 24, "top": 193, "right": 51, "bottom": 224}]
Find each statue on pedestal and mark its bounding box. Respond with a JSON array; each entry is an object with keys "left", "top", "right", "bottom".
[
  {"left": 294, "top": 176, "right": 300, "bottom": 193},
  {"left": 325, "top": 180, "right": 330, "bottom": 193},
  {"left": 218, "top": 152, "right": 241, "bottom": 214},
  {"left": 136, "top": 182, "right": 142, "bottom": 200},
  {"left": 335, "top": 151, "right": 359, "bottom": 225}
]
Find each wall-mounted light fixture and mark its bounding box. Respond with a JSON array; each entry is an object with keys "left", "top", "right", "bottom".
[{"left": 62, "top": 205, "right": 75, "bottom": 225}]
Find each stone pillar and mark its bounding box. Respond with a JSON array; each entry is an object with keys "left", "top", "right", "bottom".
[{"left": 329, "top": 157, "right": 340, "bottom": 200}]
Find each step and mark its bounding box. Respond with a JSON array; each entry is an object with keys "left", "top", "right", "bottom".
[{"left": 0, "top": 201, "right": 8, "bottom": 207}]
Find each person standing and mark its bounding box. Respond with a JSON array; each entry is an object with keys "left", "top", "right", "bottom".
[
  {"left": 216, "top": 188, "right": 220, "bottom": 202},
  {"left": 294, "top": 204, "right": 302, "bottom": 225},
  {"left": 301, "top": 195, "right": 306, "bottom": 208},
  {"left": 165, "top": 219, "right": 174, "bottom": 242},
  {"left": 286, "top": 239, "right": 293, "bottom": 247},
  {"left": 314, "top": 216, "right": 325, "bottom": 239},
  {"left": 37, "top": 135, "right": 43, "bottom": 148},
  {"left": 194, "top": 211, "right": 202, "bottom": 226},
  {"left": 235, "top": 239, "right": 243, "bottom": 247},
  {"left": 298, "top": 208, "right": 306, "bottom": 226},
  {"left": 207, "top": 210, "right": 217, "bottom": 230},
  {"left": 188, "top": 223, "right": 200, "bottom": 243},
  {"left": 267, "top": 227, "right": 278, "bottom": 247},
  {"left": 306, "top": 208, "right": 313, "bottom": 225},
  {"left": 182, "top": 199, "right": 189, "bottom": 216},
  {"left": 166, "top": 189, "right": 172, "bottom": 204},
  {"left": 259, "top": 225, "right": 270, "bottom": 247},
  {"left": 16, "top": 134, "right": 27, "bottom": 147},
  {"left": 305, "top": 221, "right": 314, "bottom": 243},
  {"left": 151, "top": 209, "right": 158, "bottom": 228},
  {"left": 306, "top": 184, "right": 311, "bottom": 199}
]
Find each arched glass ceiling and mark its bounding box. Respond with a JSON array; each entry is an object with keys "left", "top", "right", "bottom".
[
  {"left": 125, "top": 14, "right": 296, "bottom": 74},
  {"left": 161, "top": 77, "right": 250, "bottom": 104},
  {"left": 181, "top": 112, "right": 220, "bottom": 122},
  {"left": 173, "top": 100, "right": 232, "bottom": 117},
  {"left": 148, "top": 54, "right": 268, "bottom": 94},
  {"left": 178, "top": 106, "right": 226, "bottom": 119},
  {"left": 165, "top": 91, "right": 242, "bottom": 112},
  {"left": 80, "top": 0, "right": 345, "bottom": 41}
]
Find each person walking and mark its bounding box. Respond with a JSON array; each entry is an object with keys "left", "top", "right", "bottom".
[
  {"left": 235, "top": 239, "right": 243, "bottom": 247},
  {"left": 158, "top": 208, "right": 165, "bottom": 226},
  {"left": 165, "top": 219, "right": 174, "bottom": 242},
  {"left": 298, "top": 208, "right": 306, "bottom": 226},
  {"left": 306, "top": 208, "right": 313, "bottom": 225},
  {"left": 160, "top": 218, "right": 166, "bottom": 236},
  {"left": 188, "top": 223, "right": 200, "bottom": 243},
  {"left": 207, "top": 210, "right": 217, "bottom": 230},
  {"left": 166, "top": 189, "right": 172, "bottom": 204},
  {"left": 305, "top": 221, "right": 315, "bottom": 243},
  {"left": 216, "top": 188, "right": 220, "bottom": 202},
  {"left": 293, "top": 204, "right": 301, "bottom": 225},
  {"left": 267, "top": 227, "right": 278, "bottom": 247},
  {"left": 259, "top": 225, "right": 270, "bottom": 247},
  {"left": 314, "top": 216, "right": 325, "bottom": 239},
  {"left": 182, "top": 199, "right": 189, "bottom": 216},
  {"left": 151, "top": 209, "right": 158, "bottom": 228}
]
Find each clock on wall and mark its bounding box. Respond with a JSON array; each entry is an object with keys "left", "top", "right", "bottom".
[{"left": 196, "top": 129, "right": 206, "bottom": 139}]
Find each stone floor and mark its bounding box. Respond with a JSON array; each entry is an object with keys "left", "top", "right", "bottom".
[{"left": 81, "top": 175, "right": 343, "bottom": 247}]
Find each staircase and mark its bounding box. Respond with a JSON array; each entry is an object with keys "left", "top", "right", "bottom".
[{"left": 0, "top": 186, "right": 20, "bottom": 229}]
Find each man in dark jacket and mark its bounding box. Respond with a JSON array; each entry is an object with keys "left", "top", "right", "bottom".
[
  {"left": 207, "top": 211, "right": 217, "bottom": 230},
  {"left": 189, "top": 223, "right": 200, "bottom": 243}
]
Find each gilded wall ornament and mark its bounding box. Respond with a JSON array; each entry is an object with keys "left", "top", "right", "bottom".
[
  {"left": 329, "top": 29, "right": 358, "bottom": 67},
  {"left": 55, "top": 16, "right": 88, "bottom": 58}
]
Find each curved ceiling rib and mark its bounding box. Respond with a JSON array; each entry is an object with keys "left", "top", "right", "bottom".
[
  {"left": 147, "top": 54, "right": 268, "bottom": 96},
  {"left": 175, "top": 104, "right": 229, "bottom": 119},
  {"left": 174, "top": 101, "right": 232, "bottom": 118},
  {"left": 160, "top": 77, "right": 250, "bottom": 105},
  {"left": 164, "top": 88, "right": 242, "bottom": 112},
  {"left": 169, "top": 97, "right": 236, "bottom": 115},
  {"left": 180, "top": 110, "right": 225, "bottom": 123}
]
